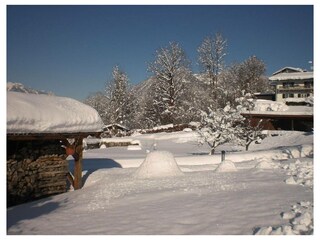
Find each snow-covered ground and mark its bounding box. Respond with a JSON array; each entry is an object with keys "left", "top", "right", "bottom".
[{"left": 7, "top": 130, "right": 314, "bottom": 235}]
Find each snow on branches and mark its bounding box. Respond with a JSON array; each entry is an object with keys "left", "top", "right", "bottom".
[
  {"left": 198, "top": 92, "right": 264, "bottom": 154},
  {"left": 235, "top": 92, "right": 264, "bottom": 151},
  {"left": 198, "top": 103, "right": 243, "bottom": 155},
  {"left": 148, "top": 42, "right": 193, "bottom": 124}
]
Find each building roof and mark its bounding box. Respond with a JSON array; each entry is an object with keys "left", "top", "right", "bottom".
[
  {"left": 7, "top": 92, "right": 104, "bottom": 134},
  {"left": 271, "top": 66, "right": 304, "bottom": 76},
  {"left": 269, "top": 71, "right": 313, "bottom": 81},
  {"left": 241, "top": 100, "right": 313, "bottom": 117}
]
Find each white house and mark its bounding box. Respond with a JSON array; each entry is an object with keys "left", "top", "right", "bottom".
[{"left": 269, "top": 67, "right": 313, "bottom": 102}]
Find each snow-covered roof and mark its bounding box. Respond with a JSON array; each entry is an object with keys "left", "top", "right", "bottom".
[
  {"left": 242, "top": 99, "right": 313, "bottom": 116},
  {"left": 104, "top": 123, "right": 130, "bottom": 131},
  {"left": 7, "top": 92, "right": 104, "bottom": 134},
  {"left": 269, "top": 71, "right": 313, "bottom": 81},
  {"left": 271, "top": 67, "right": 304, "bottom": 76}
]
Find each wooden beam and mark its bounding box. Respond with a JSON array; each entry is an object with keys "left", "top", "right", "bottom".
[
  {"left": 73, "top": 137, "right": 84, "bottom": 190},
  {"left": 7, "top": 132, "right": 102, "bottom": 141},
  {"left": 66, "top": 172, "right": 74, "bottom": 188}
]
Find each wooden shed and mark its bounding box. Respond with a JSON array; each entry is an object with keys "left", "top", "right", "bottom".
[{"left": 7, "top": 92, "right": 104, "bottom": 206}]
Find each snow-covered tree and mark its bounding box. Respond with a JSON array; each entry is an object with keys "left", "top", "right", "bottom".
[
  {"left": 235, "top": 56, "right": 266, "bottom": 95},
  {"left": 235, "top": 92, "right": 264, "bottom": 151},
  {"left": 106, "top": 65, "right": 132, "bottom": 126},
  {"left": 148, "top": 42, "right": 193, "bottom": 124},
  {"left": 197, "top": 103, "right": 243, "bottom": 155},
  {"left": 237, "top": 117, "right": 264, "bottom": 151},
  {"left": 217, "top": 56, "right": 268, "bottom": 107},
  {"left": 198, "top": 33, "right": 227, "bottom": 107},
  {"left": 84, "top": 91, "right": 109, "bottom": 124}
]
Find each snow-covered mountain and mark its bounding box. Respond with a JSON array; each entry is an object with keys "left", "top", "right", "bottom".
[{"left": 7, "top": 82, "right": 54, "bottom": 95}]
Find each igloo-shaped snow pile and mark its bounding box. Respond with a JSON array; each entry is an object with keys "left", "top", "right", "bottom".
[
  {"left": 133, "top": 151, "right": 184, "bottom": 179},
  {"left": 215, "top": 160, "right": 237, "bottom": 172}
]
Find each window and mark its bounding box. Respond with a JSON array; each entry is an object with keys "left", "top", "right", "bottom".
[
  {"left": 289, "top": 93, "right": 294, "bottom": 98},
  {"left": 304, "top": 82, "right": 312, "bottom": 88}
]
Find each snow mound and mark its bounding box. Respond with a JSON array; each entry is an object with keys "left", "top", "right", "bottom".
[
  {"left": 285, "top": 176, "right": 297, "bottom": 185},
  {"left": 133, "top": 151, "right": 183, "bottom": 179},
  {"left": 100, "top": 144, "right": 107, "bottom": 149},
  {"left": 215, "top": 160, "right": 237, "bottom": 172},
  {"left": 255, "top": 160, "right": 274, "bottom": 169},
  {"left": 127, "top": 145, "right": 142, "bottom": 151}
]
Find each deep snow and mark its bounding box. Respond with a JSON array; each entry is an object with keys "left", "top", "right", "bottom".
[{"left": 7, "top": 130, "right": 314, "bottom": 235}]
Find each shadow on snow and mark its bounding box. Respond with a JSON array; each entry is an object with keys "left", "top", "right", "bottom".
[{"left": 68, "top": 158, "right": 122, "bottom": 187}]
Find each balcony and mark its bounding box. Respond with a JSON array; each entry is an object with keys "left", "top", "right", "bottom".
[{"left": 277, "top": 85, "right": 313, "bottom": 91}]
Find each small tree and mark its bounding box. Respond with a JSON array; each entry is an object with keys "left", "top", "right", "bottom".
[
  {"left": 197, "top": 103, "right": 243, "bottom": 155},
  {"left": 235, "top": 92, "right": 264, "bottom": 151},
  {"left": 237, "top": 118, "right": 264, "bottom": 151}
]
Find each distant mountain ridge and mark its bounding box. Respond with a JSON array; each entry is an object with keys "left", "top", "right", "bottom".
[{"left": 7, "top": 82, "right": 54, "bottom": 95}]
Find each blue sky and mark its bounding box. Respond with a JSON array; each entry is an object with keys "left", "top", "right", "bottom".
[{"left": 7, "top": 5, "right": 313, "bottom": 100}]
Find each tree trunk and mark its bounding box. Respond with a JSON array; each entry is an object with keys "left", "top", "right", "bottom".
[
  {"left": 245, "top": 143, "right": 250, "bottom": 151},
  {"left": 210, "top": 148, "right": 215, "bottom": 155}
]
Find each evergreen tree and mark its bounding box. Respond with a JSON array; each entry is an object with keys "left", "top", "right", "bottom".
[{"left": 106, "top": 65, "right": 131, "bottom": 126}]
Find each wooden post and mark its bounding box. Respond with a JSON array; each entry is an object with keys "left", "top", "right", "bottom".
[
  {"left": 221, "top": 150, "right": 226, "bottom": 162},
  {"left": 73, "top": 137, "right": 83, "bottom": 190}
]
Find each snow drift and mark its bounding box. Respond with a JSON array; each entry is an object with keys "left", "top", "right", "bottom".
[{"left": 133, "top": 151, "right": 183, "bottom": 179}]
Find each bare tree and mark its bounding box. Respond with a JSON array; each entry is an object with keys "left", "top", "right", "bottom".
[
  {"left": 198, "top": 33, "right": 227, "bottom": 106},
  {"left": 236, "top": 56, "right": 266, "bottom": 95}
]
